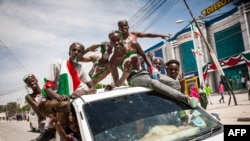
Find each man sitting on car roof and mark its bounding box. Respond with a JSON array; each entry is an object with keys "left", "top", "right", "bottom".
[
  {"left": 38, "top": 42, "right": 97, "bottom": 141},
  {"left": 105, "top": 30, "right": 197, "bottom": 108},
  {"left": 23, "top": 74, "right": 48, "bottom": 140}
]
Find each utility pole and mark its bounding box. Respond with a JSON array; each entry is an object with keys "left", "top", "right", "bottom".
[{"left": 183, "top": 0, "right": 237, "bottom": 105}]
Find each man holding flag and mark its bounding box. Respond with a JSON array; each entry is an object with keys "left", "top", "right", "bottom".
[{"left": 38, "top": 42, "right": 96, "bottom": 141}]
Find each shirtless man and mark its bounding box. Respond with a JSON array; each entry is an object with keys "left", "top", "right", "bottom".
[
  {"left": 118, "top": 20, "right": 169, "bottom": 71},
  {"left": 106, "top": 30, "right": 158, "bottom": 88},
  {"left": 105, "top": 30, "right": 197, "bottom": 107},
  {"left": 118, "top": 20, "right": 171, "bottom": 43}
]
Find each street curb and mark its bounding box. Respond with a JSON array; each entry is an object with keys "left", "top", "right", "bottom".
[{"left": 237, "top": 117, "right": 250, "bottom": 122}]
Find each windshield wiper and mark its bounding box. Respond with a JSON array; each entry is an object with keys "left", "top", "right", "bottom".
[{"left": 184, "top": 125, "right": 223, "bottom": 141}]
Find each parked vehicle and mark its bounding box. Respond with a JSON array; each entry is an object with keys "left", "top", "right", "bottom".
[
  {"left": 28, "top": 108, "right": 39, "bottom": 132},
  {"left": 71, "top": 86, "right": 224, "bottom": 141}
]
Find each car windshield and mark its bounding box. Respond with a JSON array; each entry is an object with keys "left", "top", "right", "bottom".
[{"left": 83, "top": 90, "right": 223, "bottom": 141}]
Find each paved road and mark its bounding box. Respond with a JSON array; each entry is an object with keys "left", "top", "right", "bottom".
[
  {"left": 0, "top": 120, "right": 40, "bottom": 141},
  {"left": 206, "top": 92, "right": 250, "bottom": 125}
]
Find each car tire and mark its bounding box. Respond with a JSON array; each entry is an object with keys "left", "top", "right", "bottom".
[{"left": 30, "top": 122, "right": 36, "bottom": 132}]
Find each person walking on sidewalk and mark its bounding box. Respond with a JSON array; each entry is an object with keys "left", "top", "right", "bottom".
[
  {"left": 218, "top": 81, "right": 225, "bottom": 103},
  {"left": 246, "top": 77, "right": 250, "bottom": 100},
  {"left": 189, "top": 85, "right": 200, "bottom": 99},
  {"left": 205, "top": 83, "right": 213, "bottom": 104}
]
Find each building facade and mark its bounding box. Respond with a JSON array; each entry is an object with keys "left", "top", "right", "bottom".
[{"left": 145, "top": 1, "right": 250, "bottom": 94}]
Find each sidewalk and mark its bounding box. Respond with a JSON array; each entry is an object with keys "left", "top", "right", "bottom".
[{"left": 206, "top": 92, "right": 250, "bottom": 125}]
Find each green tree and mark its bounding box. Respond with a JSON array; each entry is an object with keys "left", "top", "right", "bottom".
[
  {"left": 6, "top": 102, "right": 18, "bottom": 117},
  {"left": 22, "top": 104, "right": 31, "bottom": 112},
  {"left": 0, "top": 105, "right": 5, "bottom": 113}
]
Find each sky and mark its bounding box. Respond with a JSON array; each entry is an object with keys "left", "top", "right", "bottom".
[{"left": 0, "top": 0, "right": 237, "bottom": 106}]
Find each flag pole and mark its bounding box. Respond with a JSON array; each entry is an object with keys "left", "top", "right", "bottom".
[
  {"left": 190, "top": 22, "right": 204, "bottom": 86},
  {"left": 183, "top": 0, "right": 237, "bottom": 105}
]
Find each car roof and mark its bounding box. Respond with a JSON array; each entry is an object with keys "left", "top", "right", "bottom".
[{"left": 78, "top": 86, "right": 152, "bottom": 103}]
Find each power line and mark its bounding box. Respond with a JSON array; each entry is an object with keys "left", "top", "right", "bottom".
[
  {"left": 129, "top": 0, "right": 162, "bottom": 29},
  {"left": 0, "top": 40, "right": 30, "bottom": 98},
  {"left": 128, "top": 0, "right": 152, "bottom": 25},
  {"left": 130, "top": 0, "right": 167, "bottom": 30},
  {"left": 0, "top": 85, "right": 25, "bottom": 96},
  {"left": 142, "top": 0, "right": 179, "bottom": 32},
  {"left": 127, "top": 0, "right": 180, "bottom": 32},
  {"left": 0, "top": 40, "right": 30, "bottom": 73}
]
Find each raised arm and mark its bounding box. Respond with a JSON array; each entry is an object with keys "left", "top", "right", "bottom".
[
  {"left": 80, "top": 55, "right": 100, "bottom": 62},
  {"left": 83, "top": 44, "right": 100, "bottom": 54},
  {"left": 131, "top": 31, "right": 171, "bottom": 39}
]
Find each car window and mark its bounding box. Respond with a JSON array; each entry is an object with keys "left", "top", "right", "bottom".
[{"left": 83, "top": 90, "right": 223, "bottom": 141}]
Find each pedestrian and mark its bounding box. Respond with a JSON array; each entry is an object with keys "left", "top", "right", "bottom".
[
  {"left": 23, "top": 74, "right": 47, "bottom": 140},
  {"left": 199, "top": 84, "right": 208, "bottom": 109},
  {"left": 189, "top": 85, "right": 200, "bottom": 100},
  {"left": 218, "top": 81, "right": 225, "bottom": 103},
  {"left": 38, "top": 42, "right": 97, "bottom": 141},
  {"left": 205, "top": 83, "right": 213, "bottom": 104},
  {"left": 246, "top": 77, "right": 250, "bottom": 100},
  {"left": 232, "top": 77, "right": 237, "bottom": 90},
  {"left": 165, "top": 59, "right": 185, "bottom": 94},
  {"left": 228, "top": 77, "right": 233, "bottom": 89},
  {"left": 105, "top": 30, "right": 198, "bottom": 108},
  {"left": 241, "top": 75, "right": 246, "bottom": 89},
  {"left": 237, "top": 76, "right": 241, "bottom": 89},
  {"left": 6, "top": 116, "right": 10, "bottom": 122}
]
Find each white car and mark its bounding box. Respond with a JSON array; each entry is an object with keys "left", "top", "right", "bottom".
[
  {"left": 71, "top": 86, "right": 224, "bottom": 141},
  {"left": 28, "top": 108, "right": 39, "bottom": 132}
]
